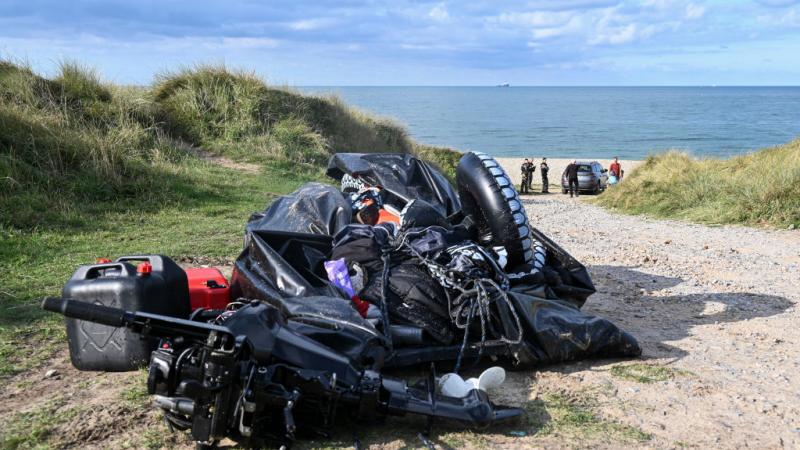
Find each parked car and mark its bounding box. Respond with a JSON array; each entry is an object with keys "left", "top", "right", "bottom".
[{"left": 561, "top": 161, "right": 608, "bottom": 194}]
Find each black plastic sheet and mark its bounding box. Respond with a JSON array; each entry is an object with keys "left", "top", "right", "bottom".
[
  {"left": 230, "top": 230, "right": 386, "bottom": 367},
  {"left": 246, "top": 182, "right": 352, "bottom": 236},
  {"left": 327, "top": 153, "right": 461, "bottom": 217},
  {"left": 231, "top": 155, "right": 641, "bottom": 370},
  {"left": 507, "top": 291, "right": 641, "bottom": 365}
]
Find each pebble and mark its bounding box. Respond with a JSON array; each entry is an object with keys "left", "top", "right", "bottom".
[{"left": 44, "top": 369, "right": 59, "bottom": 379}]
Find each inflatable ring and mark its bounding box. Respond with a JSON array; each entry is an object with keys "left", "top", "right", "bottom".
[{"left": 456, "top": 152, "right": 535, "bottom": 267}]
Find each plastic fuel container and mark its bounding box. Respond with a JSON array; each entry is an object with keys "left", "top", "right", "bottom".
[
  {"left": 184, "top": 267, "right": 231, "bottom": 310},
  {"left": 62, "top": 255, "right": 190, "bottom": 371}
]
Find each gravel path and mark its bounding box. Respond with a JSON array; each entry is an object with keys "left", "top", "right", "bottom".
[{"left": 517, "top": 191, "right": 800, "bottom": 448}]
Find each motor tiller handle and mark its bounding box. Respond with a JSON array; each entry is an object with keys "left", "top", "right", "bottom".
[
  {"left": 42, "top": 296, "right": 236, "bottom": 347},
  {"left": 41, "top": 297, "right": 126, "bottom": 327}
]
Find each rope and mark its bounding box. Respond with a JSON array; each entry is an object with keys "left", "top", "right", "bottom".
[
  {"left": 379, "top": 250, "right": 393, "bottom": 350},
  {"left": 390, "top": 226, "right": 525, "bottom": 372}
]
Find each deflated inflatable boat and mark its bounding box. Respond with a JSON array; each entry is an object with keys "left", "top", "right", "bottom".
[{"left": 43, "top": 151, "right": 640, "bottom": 448}]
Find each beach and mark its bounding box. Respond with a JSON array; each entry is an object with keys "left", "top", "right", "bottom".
[{"left": 495, "top": 157, "right": 643, "bottom": 189}]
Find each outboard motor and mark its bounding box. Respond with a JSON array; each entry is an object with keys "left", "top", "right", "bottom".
[{"left": 42, "top": 298, "right": 522, "bottom": 448}]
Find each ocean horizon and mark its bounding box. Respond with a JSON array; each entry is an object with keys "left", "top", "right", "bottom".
[{"left": 299, "top": 86, "right": 800, "bottom": 160}]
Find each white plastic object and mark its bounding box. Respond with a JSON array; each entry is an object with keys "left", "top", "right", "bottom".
[
  {"left": 439, "top": 373, "right": 470, "bottom": 398},
  {"left": 476, "top": 366, "right": 506, "bottom": 391},
  {"left": 439, "top": 366, "right": 506, "bottom": 398}
]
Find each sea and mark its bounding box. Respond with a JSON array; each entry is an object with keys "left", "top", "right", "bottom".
[{"left": 299, "top": 86, "right": 800, "bottom": 160}]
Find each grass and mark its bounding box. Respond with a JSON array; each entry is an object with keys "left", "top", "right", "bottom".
[
  {"left": 523, "top": 391, "right": 652, "bottom": 443},
  {"left": 415, "top": 143, "right": 462, "bottom": 183},
  {"left": 610, "top": 363, "right": 691, "bottom": 383},
  {"left": 120, "top": 378, "right": 150, "bottom": 409},
  {"left": 595, "top": 141, "right": 800, "bottom": 228},
  {"left": 0, "top": 397, "right": 83, "bottom": 450},
  {"left": 0, "top": 59, "right": 460, "bottom": 382},
  {"left": 0, "top": 163, "right": 307, "bottom": 378}
]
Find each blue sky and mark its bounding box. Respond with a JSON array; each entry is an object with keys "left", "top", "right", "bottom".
[{"left": 1, "top": 0, "right": 800, "bottom": 85}]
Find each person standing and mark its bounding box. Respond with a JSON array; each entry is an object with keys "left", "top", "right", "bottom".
[
  {"left": 520, "top": 159, "right": 531, "bottom": 194},
  {"left": 565, "top": 159, "right": 580, "bottom": 198},
  {"left": 526, "top": 158, "right": 536, "bottom": 192},
  {"left": 609, "top": 157, "right": 622, "bottom": 180},
  {"left": 540, "top": 158, "right": 549, "bottom": 193}
]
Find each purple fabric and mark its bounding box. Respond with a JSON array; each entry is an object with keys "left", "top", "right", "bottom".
[{"left": 324, "top": 258, "right": 355, "bottom": 298}]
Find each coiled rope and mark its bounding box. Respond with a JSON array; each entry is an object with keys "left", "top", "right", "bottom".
[{"left": 392, "top": 227, "right": 524, "bottom": 372}]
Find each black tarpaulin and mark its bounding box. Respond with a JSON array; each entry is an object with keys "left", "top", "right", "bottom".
[
  {"left": 506, "top": 291, "right": 641, "bottom": 365},
  {"left": 326, "top": 153, "right": 461, "bottom": 217},
  {"left": 230, "top": 230, "right": 387, "bottom": 367},
  {"left": 246, "top": 182, "right": 352, "bottom": 236},
  {"left": 230, "top": 154, "right": 641, "bottom": 370}
]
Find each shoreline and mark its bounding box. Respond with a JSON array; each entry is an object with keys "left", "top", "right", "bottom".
[{"left": 494, "top": 157, "right": 643, "bottom": 187}]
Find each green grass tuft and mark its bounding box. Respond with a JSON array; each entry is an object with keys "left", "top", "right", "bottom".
[
  {"left": 0, "top": 397, "right": 83, "bottom": 450},
  {"left": 1, "top": 60, "right": 450, "bottom": 231},
  {"left": 610, "top": 363, "right": 691, "bottom": 383},
  {"left": 120, "top": 378, "right": 150, "bottom": 409},
  {"left": 523, "top": 391, "right": 652, "bottom": 442},
  {"left": 595, "top": 141, "right": 800, "bottom": 228},
  {"left": 414, "top": 144, "right": 462, "bottom": 183}
]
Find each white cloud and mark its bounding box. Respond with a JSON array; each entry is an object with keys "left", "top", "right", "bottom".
[
  {"left": 428, "top": 3, "right": 450, "bottom": 22},
  {"left": 531, "top": 17, "right": 585, "bottom": 39},
  {"left": 758, "top": 6, "right": 800, "bottom": 26},
  {"left": 133, "top": 36, "right": 281, "bottom": 51},
  {"left": 588, "top": 23, "right": 637, "bottom": 45},
  {"left": 289, "top": 18, "right": 334, "bottom": 31},
  {"left": 685, "top": 3, "right": 706, "bottom": 19},
  {"left": 489, "top": 1, "right": 706, "bottom": 48},
  {"left": 493, "top": 11, "right": 575, "bottom": 28},
  {"left": 219, "top": 37, "right": 279, "bottom": 49}
]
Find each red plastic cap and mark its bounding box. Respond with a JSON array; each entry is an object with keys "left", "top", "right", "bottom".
[
  {"left": 137, "top": 262, "right": 153, "bottom": 275},
  {"left": 351, "top": 295, "right": 369, "bottom": 318},
  {"left": 96, "top": 258, "right": 112, "bottom": 263}
]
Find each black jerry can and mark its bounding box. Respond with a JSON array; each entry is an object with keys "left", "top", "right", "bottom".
[{"left": 62, "top": 255, "right": 190, "bottom": 371}]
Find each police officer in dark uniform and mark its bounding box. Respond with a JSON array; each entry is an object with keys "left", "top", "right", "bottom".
[
  {"left": 565, "top": 159, "right": 580, "bottom": 197},
  {"left": 520, "top": 159, "right": 531, "bottom": 194},
  {"left": 540, "top": 158, "right": 549, "bottom": 193},
  {"left": 526, "top": 158, "right": 536, "bottom": 192}
]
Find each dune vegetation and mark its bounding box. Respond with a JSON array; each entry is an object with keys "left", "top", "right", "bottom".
[
  {"left": 0, "top": 61, "right": 460, "bottom": 230},
  {"left": 596, "top": 141, "right": 800, "bottom": 228},
  {"left": 0, "top": 60, "right": 459, "bottom": 380}
]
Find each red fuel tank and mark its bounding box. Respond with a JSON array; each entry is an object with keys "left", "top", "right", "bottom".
[{"left": 184, "top": 267, "right": 230, "bottom": 310}]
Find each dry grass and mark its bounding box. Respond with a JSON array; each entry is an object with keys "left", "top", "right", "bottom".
[
  {"left": 596, "top": 140, "right": 800, "bottom": 228},
  {"left": 1, "top": 60, "right": 458, "bottom": 230}
]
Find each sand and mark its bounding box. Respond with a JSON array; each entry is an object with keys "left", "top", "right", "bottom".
[{"left": 494, "top": 157, "right": 643, "bottom": 190}]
